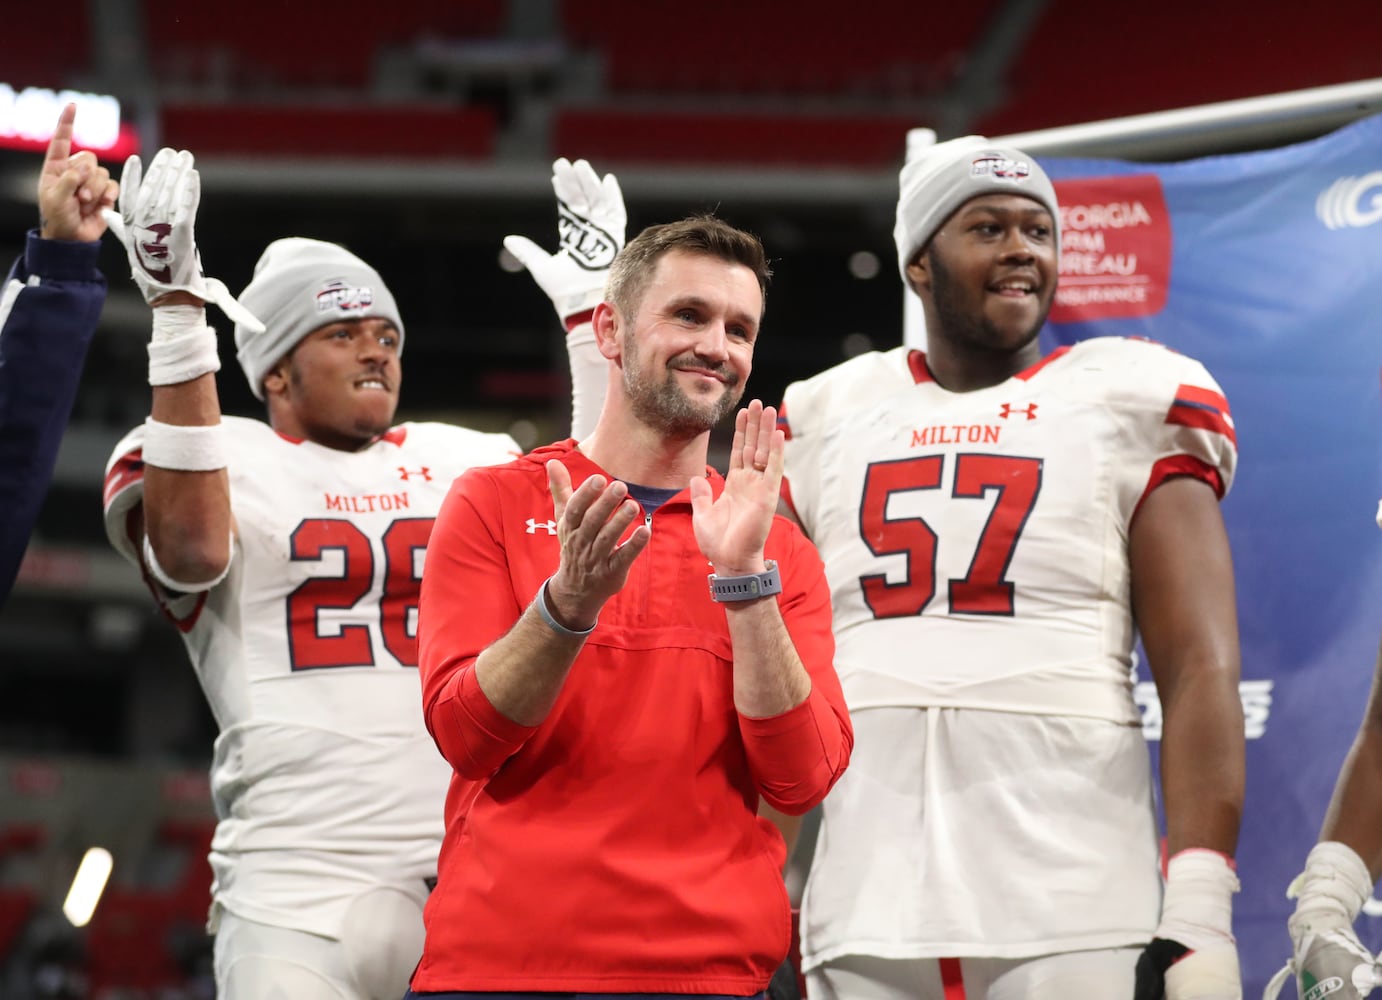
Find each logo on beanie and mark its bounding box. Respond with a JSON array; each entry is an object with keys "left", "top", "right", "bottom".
[
  {"left": 315, "top": 280, "right": 375, "bottom": 314},
  {"left": 971, "top": 155, "right": 1032, "bottom": 182}
]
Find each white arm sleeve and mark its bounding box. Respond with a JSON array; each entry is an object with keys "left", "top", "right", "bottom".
[{"left": 566, "top": 319, "right": 607, "bottom": 441}]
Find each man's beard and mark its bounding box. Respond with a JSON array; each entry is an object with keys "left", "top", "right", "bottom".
[
  {"left": 622, "top": 330, "right": 743, "bottom": 437},
  {"left": 929, "top": 250, "right": 1049, "bottom": 356}
]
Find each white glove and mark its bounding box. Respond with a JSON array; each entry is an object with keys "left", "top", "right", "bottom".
[
  {"left": 503, "top": 157, "right": 626, "bottom": 321},
  {"left": 103, "top": 149, "right": 264, "bottom": 333},
  {"left": 1135, "top": 850, "right": 1242, "bottom": 1000},
  {"left": 1263, "top": 842, "right": 1382, "bottom": 1000}
]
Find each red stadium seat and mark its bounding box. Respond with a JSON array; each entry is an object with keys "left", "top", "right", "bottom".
[
  {"left": 561, "top": 0, "right": 996, "bottom": 98},
  {"left": 976, "top": 0, "right": 1382, "bottom": 136},
  {"left": 85, "top": 890, "right": 183, "bottom": 992},
  {"left": 157, "top": 818, "right": 215, "bottom": 921},
  {"left": 2, "top": 8, "right": 89, "bottom": 88},
  {"left": 159, "top": 103, "right": 497, "bottom": 159},
  {"left": 0, "top": 888, "right": 38, "bottom": 962},
  {"left": 143, "top": 0, "right": 505, "bottom": 91},
  {"left": 554, "top": 107, "right": 921, "bottom": 168},
  {"left": 0, "top": 823, "right": 47, "bottom": 957}
]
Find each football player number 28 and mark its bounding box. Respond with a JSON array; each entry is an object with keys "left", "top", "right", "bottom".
[
  {"left": 858, "top": 454, "right": 1042, "bottom": 618},
  {"left": 286, "top": 517, "right": 434, "bottom": 669}
]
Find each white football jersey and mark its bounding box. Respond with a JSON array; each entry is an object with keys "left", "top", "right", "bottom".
[
  {"left": 781, "top": 337, "right": 1237, "bottom": 724},
  {"left": 103, "top": 416, "right": 518, "bottom": 937}
]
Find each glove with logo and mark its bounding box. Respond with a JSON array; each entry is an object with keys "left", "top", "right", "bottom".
[
  {"left": 504, "top": 158, "right": 626, "bottom": 440},
  {"left": 1134, "top": 849, "right": 1242, "bottom": 1000},
  {"left": 503, "top": 157, "right": 626, "bottom": 323},
  {"left": 103, "top": 149, "right": 263, "bottom": 331},
  {"left": 1263, "top": 842, "right": 1382, "bottom": 1000}
]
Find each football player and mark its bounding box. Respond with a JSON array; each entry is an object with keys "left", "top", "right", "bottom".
[
  {"left": 780, "top": 137, "right": 1245, "bottom": 1000},
  {"left": 100, "top": 149, "right": 614, "bottom": 1000}
]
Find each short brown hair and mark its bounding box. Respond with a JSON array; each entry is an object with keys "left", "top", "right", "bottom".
[{"left": 606, "top": 215, "right": 772, "bottom": 321}]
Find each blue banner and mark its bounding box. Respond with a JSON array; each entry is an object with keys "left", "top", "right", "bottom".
[{"left": 1039, "top": 113, "right": 1382, "bottom": 993}]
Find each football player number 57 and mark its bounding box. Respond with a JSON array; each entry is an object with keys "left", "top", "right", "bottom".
[
  {"left": 858, "top": 454, "right": 1042, "bottom": 618},
  {"left": 286, "top": 517, "right": 434, "bottom": 669}
]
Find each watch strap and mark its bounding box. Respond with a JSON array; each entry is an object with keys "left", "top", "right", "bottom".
[{"left": 708, "top": 560, "right": 782, "bottom": 603}]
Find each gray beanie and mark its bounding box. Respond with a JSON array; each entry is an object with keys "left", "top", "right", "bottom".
[
  {"left": 233, "top": 238, "right": 405, "bottom": 399},
  {"left": 894, "top": 135, "right": 1060, "bottom": 283}
]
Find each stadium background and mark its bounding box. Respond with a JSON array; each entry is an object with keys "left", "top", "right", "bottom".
[{"left": 0, "top": 1, "right": 1379, "bottom": 996}]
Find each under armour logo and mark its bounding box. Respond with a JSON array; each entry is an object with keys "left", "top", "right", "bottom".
[
  {"left": 398, "top": 466, "right": 432, "bottom": 481},
  {"left": 135, "top": 223, "right": 174, "bottom": 282},
  {"left": 526, "top": 518, "right": 557, "bottom": 535},
  {"left": 999, "top": 402, "right": 1039, "bottom": 421}
]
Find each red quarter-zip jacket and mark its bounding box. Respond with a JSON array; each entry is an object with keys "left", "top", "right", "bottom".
[{"left": 414, "top": 439, "right": 852, "bottom": 993}]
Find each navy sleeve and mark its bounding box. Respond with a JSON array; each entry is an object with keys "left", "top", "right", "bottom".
[{"left": 0, "top": 230, "right": 107, "bottom": 605}]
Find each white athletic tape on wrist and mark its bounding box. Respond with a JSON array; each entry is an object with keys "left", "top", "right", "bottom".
[
  {"left": 142, "top": 531, "right": 233, "bottom": 593},
  {"left": 151, "top": 303, "right": 209, "bottom": 343},
  {"left": 1289, "top": 841, "right": 1373, "bottom": 938},
  {"left": 1157, "top": 849, "right": 1239, "bottom": 950},
  {"left": 148, "top": 306, "right": 221, "bottom": 386},
  {"left": 141, "top": 418, "right": 228, "bottom": 471}
]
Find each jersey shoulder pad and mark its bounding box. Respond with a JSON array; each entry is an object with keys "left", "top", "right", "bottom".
[
  {"left": 1069, "top": 337, "right": 1229, "bottom": 411},
  {"left": 1073, "top": 338, "right": 1237, "bottom": 499},
  {"left": 398, "top": 421, "right": 521, "bottom": 459},
  {"left": 782, "top": 347, "right": 912, "bottom": 439}
]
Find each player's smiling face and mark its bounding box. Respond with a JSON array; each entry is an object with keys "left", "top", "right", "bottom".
[
  {"left": 910, "top": 194, "right": 1058, "bottom": 356},
  {"left": 616, "top": 249, "right": 760, "bottom": 437},
  {"left": 263, "top": 317, "right": 402, "bottom": 450}
]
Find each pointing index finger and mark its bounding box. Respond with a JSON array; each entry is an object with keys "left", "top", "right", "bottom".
[{"left": 43, "top": 104, "right": 77, "bottom": 173}]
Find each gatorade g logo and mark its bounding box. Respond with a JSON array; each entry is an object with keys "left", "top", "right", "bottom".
[
  {"left": 315, "top": 280, "right": 375, "bottom": 313},
  {"left": 1316, "top": 171, "right": 1382, "bottom": 230},
  {"left": 557, "top": 201, "right": 619, "bottom": 270}
]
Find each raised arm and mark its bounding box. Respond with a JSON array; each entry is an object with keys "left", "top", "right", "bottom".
[
  {"left": 1129, "top": 475, "right": 1244, "bottom": 1000},
  {"left": 692, "top": 401, "right": 813, "bottom": 717},
  {"left": 691, "top": 401, "right": 851, "bottom": 814},
  {"left": 472, "top": 460, "right": 650, "bottom": 725},
  {"left": 104, "top": 149, "right": 263, "bottom": 590},
  {"left": 504, "top": 158, "right": 624, "bottom": 440},
  {"left": 0, "top": 104, "right": 114, "bottom": 601},
  {"left": 38, "top": 103, "right": 117, "bottom": 243}
]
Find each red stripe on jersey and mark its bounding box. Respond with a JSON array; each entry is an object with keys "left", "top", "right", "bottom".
[
  {"left": 123, "top": 508, "right": 208, "bottom": 633},
  {"left": 940, "top": 957, "right": 966, "bottom": 999},
  {"left": 1014, "top": 345, "right": 1072, "bottom": 381},
  {"left": 1166, "top": 384, "right": 1236, "bottom": 445},
  {"left": 906, "top": 349, "right": 934, "bottom": 384},
  {"left": 564, "top": 308, "right": 595, "bottom": 333},
  {"left": 1134, "top": 454, "right": 1225, "bottom": 521},
  {"left": 103, "top": 448, "right": 145, "bottom": 509},
  {"left": 776, "top": 400, "right": 793, "bottom": 441}
]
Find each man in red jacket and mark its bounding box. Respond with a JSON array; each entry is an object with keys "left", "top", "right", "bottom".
[{"left": 412, "top": 215, "right": 853, "bottom": 997}]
